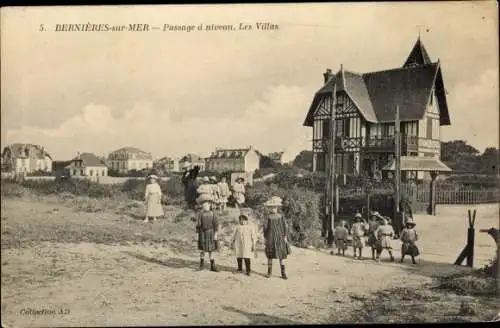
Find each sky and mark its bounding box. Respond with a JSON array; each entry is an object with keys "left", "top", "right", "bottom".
[{"left": 1, "top": 2, "right": 498, "bottom": 162}]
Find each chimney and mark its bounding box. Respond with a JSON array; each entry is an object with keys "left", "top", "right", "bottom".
[{"left": 323, "top": 68, "right": 332, "bottom": 84}]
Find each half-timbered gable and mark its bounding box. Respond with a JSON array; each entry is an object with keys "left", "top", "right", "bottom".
[{"left": 303, "top": 37, "right": 451, "bottom": 180}]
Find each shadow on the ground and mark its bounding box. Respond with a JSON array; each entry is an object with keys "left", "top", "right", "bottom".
[
  {"left": 123, "top": 251, "right": 267, "bottom": 277},
  {"left": 397, "top": 258, "right": 475, "bottom": 279},
  {"left": 222, "top": 305, "right": 301, "bottom": 325}
]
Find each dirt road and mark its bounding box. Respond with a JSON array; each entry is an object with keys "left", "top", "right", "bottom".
[{"left": 1, "top": 198, "right": 498, "bottom": 326}]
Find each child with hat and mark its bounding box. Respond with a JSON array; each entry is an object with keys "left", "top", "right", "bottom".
[
  {"left": 374, "top": 217, "right": 395, "bottom": 262},
  {"left": 197, "top": 176, "right": 214, "bottom": 208},
  {"left": 263, "top": 196, "right": 290, "bottom": 279},
  {"left": 231, "top": 214, "right": 257, "bottom": 276},
  {"left": 400, "top": 217, "right": 419, "bottom": 264},
  {"left": 195, "top": 200, "right": 220, "bottom": 272},
  {"left": 232, "top": 177, "right": 246, "bottom": 209},
  {"left": 367, "top": 211, "right": 382, "bottom": 260},
  {"left": 350, "top": 213, "right": 367, "bottom": 260}
]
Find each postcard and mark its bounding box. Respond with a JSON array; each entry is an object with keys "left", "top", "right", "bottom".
[{"left": 1, "top": 2, "right": 498, "bottom": 326}]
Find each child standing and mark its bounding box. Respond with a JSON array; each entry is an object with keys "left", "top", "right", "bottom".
[
  {"left": 366, "top": 212, "right": 382, "bottom": 260},
  {"left": 218, "top": 176, "right": 230, "bottom": 212},
  {"left": 400, "top": 217, "right": 419, "bottom": 264},
  {"left": 195, "top": 200, "right": 220, "bottom": 272},
  {"left": 375, "top": 218, "right": 395, "bottom": 262},
  {"left": 231, "top": 214, "right": 257, "bottom": 276},
  {"left": 351, "top": 213, "right": 366, "bottom": 260},
  {"left": 263, "top": 196, "right": 290, "bottom": 280},
  {"left": 333, "top": 221, "right": 349, "bottom": 256}
]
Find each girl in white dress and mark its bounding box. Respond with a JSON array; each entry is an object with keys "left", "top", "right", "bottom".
[{"left": 231, "top": 214, "right": 257, "bottom": 276}]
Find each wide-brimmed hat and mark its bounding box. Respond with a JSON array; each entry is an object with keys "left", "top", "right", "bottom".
[
  {"left": 148, "top": 174, "right": 159, "bottom": 180},
  {"left": 238, "top": 214, "right": 249, "bottom": 221},
  {"left": 406, "top": 218, "right": 416, "bottom": 226},
  {"left": 354, "top": 213, "right": 363, "bottom": 221},
  {"left": 202, "top": 176, "right": 210, "bottom": 183},
  {"left": 264, "top": 196, "right": 282, "bottom": 207},
  {"left": 209, "top": 176, "right": 217, "bottom": 181},
  {"left": 236, "top": 177, "right": 245, "bottom": 182},
  {"left": 371, "top": 211, "right": 384, "bottom": 220}
]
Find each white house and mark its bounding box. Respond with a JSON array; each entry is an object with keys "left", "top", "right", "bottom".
[
  {"left": 67, "top": 152, "right": 108, "bottom": 180},
  {"left": 205, "top": 145, "right": 260, "bottom": 173},
  {"left": 107, "top": 147, "right": 153, "bottom": 173},
  {"left": 1, "top": 143, "right": 52, "bottom": 174}
]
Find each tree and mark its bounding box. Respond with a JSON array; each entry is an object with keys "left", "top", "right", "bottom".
[
  {"left": 479, "top": 147, "right": 499, "bottom": 174},
  {"left": 292, "top": 150, "right": 313, "bottom": 171},
  {"left": 259, "top": 155, "right": 281, "bottom": 169},
  {"left": 441, "top": 140, "right": 480, "bottom": 172}
]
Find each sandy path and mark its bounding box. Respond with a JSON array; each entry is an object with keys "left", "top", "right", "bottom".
[{"left": 1, "top": 199, "right": 498, "bottom": 326}]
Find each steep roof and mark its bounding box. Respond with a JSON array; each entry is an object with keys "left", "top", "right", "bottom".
[
  {"left": 72, "top": 153, "right": 107, "bottom": 167},
  {"left": 303, "top": 38, "right": 450, "bottom": 127},
  {"left": 363, "top": 63, "right": 439, "bottom": 122},
  {"left": 403, "top": 37, "right": 432, "bottom": 67},
  {"left": 208, "top": 148, "right": 252, "bottom": 159},
  {"left": 2, "top": 143, "right": 52, "bottom": 160}
]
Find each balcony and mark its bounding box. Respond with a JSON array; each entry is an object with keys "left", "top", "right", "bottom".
[{"left": 312, "top": 135, "right": 422, "bottom": 154}]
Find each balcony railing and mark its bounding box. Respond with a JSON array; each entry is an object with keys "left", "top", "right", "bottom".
[{"left": 313, "top": 135, "right": 430, "bottom": 153}]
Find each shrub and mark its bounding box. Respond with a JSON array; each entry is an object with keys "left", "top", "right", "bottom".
[{"left": 247, "top": 182, "right": 323, "bottom": 248}]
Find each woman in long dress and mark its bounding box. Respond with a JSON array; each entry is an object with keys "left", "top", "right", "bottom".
[
  {"left": 182, "top": 164, "right": 200, "bottom": 210},
  {"left": 263, "top": 196, "right": 290, "bottom": 280},
  {"left": 144, "top": 174, "right": 164, "bottom": 223}
]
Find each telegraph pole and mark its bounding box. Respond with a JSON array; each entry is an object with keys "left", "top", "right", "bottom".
[
  {"left": 327, "top": 82, "right": 338, "bottom": 247},
  {"left": 394, "top": 105, "right": 402, "bottom": 232}
]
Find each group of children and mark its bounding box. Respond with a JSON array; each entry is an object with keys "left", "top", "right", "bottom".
[
  {"left": 333, "top": 211, "right": 420, "bottom": 264},
  {"left": 194, "top": 195, "right": 290, "bottom": 279},
  {"left": 195, "top": 175, "right": 246, "bottom": 214}
]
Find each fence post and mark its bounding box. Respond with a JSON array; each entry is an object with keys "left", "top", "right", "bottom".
[
  {"left": 466, "top": 209, "right": 476, "bottom": 268},
  {"left": 454, "top": 209, "right": 477, "bottom": 267}
]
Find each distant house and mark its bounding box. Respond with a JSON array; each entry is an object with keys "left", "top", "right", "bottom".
[
  {"left": 205, "top": 145, "right": 260, "bottom": 173},
  {"left": 67, "top": 152, "right": 108, "bottom": 180},
  {"left": 179, "top": 153, "right": 206, "bottom": 171},
  {"left": 155, "top": 156, "right": 180, "bottom": 173},
  {"left": 268, "top": 151, "right": 285, "bottom": 165},
  {"left": 1, "top": 143, "right": 52, "bottom": 174},
  {"left": 107, "top": 147, "right": 153, "bottom": 173}
]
